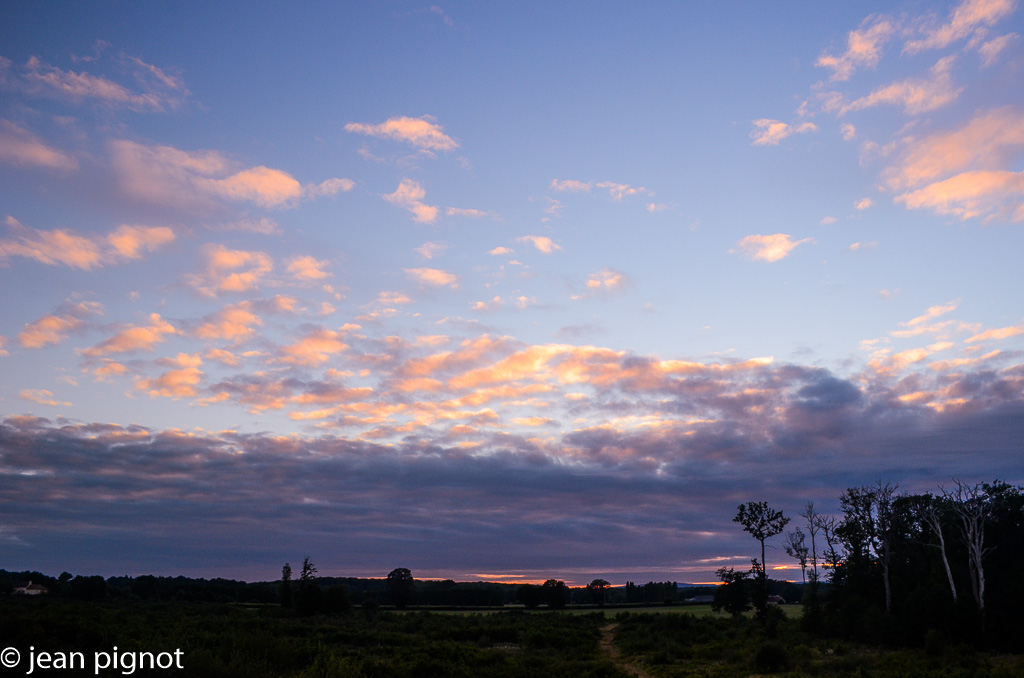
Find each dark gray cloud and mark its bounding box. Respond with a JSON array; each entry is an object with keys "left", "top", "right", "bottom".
[{"left": 2, "top": 360, "right": 1022, "bottom": 584}]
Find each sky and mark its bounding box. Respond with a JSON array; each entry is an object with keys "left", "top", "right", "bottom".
[{"left": 1, "top": 1, "right": 1023, "bottom": 586}]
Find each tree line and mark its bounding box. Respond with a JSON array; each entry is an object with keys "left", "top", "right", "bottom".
[{"left": 717, "top": 479, "right": 1024, "bottom": 650}]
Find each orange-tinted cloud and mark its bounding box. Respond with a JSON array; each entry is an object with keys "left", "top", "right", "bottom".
[
  {"left": 345, "top": 115, "right": 457, "bottom": 152},
  {"left": 136, "top": 352, "right": 203, "bottom": 398},
  {"left": 384, "top": 179, "right": 438, "bottom": 223},
  {"left": 279, "top": 329, "right": 348, "bottom": 366},
  {"left": 838, "top": 56, "right": 961, "bottom": 115},
  {"left": 81, "top": 313, "right": 178, "bottom": 356},
  {"left": 18, "top": 301, "right": 102, "bottom": 348},
  {"left": 0, "top": 219, "right": 175, "bottom": 270},
  {"left": 903, "top": 0, "right": 1016, "bottom": 54},
  {"left": 750, "top": 119, "right": 818, "bottom": 146},
  {"left": 516, "top": 235, "right": 561, "bottom": 254},
  {"left": 109, "top": 139, "right": 317, "bottom": 211},
  {"left": 732, "top": 234, "right": 812, "bottom": 262},
  {"left": 285, "top": 255, "right": 331, "bottom": 281},
  {"left": 186, "top": 243, "right": 274, "bottom": 297},
  {"left": 195, "top": 302, "right": 262, "bottom": 342},
  {"left": 404, "top": 267, "right": 458, "bottom": 287},
  {"left": 816, "top": 15, "right": 896, "bottom": 81},
  {"left": 19, "top": 389, "right": 72, "bottom": 407}
]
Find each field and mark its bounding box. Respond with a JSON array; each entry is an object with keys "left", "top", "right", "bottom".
[{"left": 4, "top": 597, "right": 1024, "bottom": 678}]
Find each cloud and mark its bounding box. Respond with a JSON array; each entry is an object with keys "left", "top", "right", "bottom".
[
  {"left": 816, "top": 15, "right": 897, "bottom": 81},
  {"left": 884, "top": 107, "right": 1024, "bottom": 190},
  {"left": 903, "top": 0, "right": 1016, "bottom": 54},
  {"left": 384, "top": 179, "right": 438, "bottom": 223},
  {"left": 841, "top": 123, "right": 857, "bottom": 141},
  {"left": 572, "top": 268, "right": 630, "bottom": 299},
  {"left": 488, "top": 246, "right": 514, "bottom": 256},
  {"left": 750, "top": 119, "right": 818, "bottom": 146},
  {"left": 194, "top": 302, "right": 261, "bottom": 342},
  {"left": 81, "top": 313, "right": 178, "bottom": 357},
  {"left": 965, "top": 325, "right": 1023, "bottom": 343},
  {"left": 279, "top": 329, "right": 348, "bottom": 366},
  {"left": 0, "top": 218, "right": 175, "bottom": 270},
  {"left": 732, "top": 234, "right": 812, "bottom": 262},
  {"left": 186, "top": 244, "right": 274, "bottom": 297},
  {"left": 110, "top": 140, "right": 309, "bottom": 210},
  {"left": 516, "top": 235, "right": 561, "bottom": 254},
  {"left": 9, "top": 54, "right": 188, "bottom": 112},
  {"left": 303, "top": 177, "right": 355, "bottom": 198},
  {"left": 880, "top": 107, "right": 1024, "bottom": 223},
  {"left": 285, "top": 255, "right": 331, "bottom": 281},
  {"left": 550, "top": 178, "right": 592, "bottom": 193},
  {"left": 345, "top": 115, "right": 457, "bottom": 153},
  {"left": 471, "top": 296, "right": 504, "bottom": 312},
  {"left": 855, "top": 197, "right": 874, "bottom": 210},
  {"left": 896, "top": 170, "right": 1024, "bottom": 222},
  {"left": 978, "top": 32, "right": 1018, "bottom": 65},
  {"left": 837, "top": 56, "right": 962, "bottom": 115},
  {"left": 0, "top": 336, "right": 7, "bottom": 357},
  {"left": 136, "top": 353, "right": 203, "bottom": 398},
  {"left": 550, "top": 179, "right": 650, "bottom": 200},
  {"left": 19, "top": 389, "right": 71, "bottom": 407},
  {"left": 404, "top": 267, "right": 458, "bottom": 288},
  {"left": 415, "top": 241, "right": 447, "bottom": 259},
  {"left": 0, "top": 120, "right": 78, "bottom": 171},
  {"left": 445, "top": 207, "right": 495, "bottom": 219},
  {"left": 18, "top": 301, "right": 102, "bottom": 348},
  {"left": 595, "top": 181, "right": 651, "bottom": 201}
]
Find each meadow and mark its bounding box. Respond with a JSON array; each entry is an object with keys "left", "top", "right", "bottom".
[{"left": 4, "top": 596, "right": 1023, "bottom": 678}]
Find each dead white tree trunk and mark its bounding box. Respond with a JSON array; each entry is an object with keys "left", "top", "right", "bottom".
[{"left": 923, "top": 499, "right": 958, "bottom": 604}]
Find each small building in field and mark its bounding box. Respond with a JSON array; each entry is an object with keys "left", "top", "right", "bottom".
[
  {"left": 767, "top": 594, "right": 787, "bottom": 605},
  {"left": 12, "top": 581, "right": 49, "bottom": 596}
]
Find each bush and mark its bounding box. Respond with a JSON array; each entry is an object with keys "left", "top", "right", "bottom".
[{"left": 753, "top": 641, "right": 790, "bottom": 673}]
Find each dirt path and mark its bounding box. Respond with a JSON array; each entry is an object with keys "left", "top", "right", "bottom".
[{"left": 599, "top": 623, "right": 656, "bottom": 678}]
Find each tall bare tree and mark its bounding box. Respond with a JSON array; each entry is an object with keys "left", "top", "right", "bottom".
[
  {"left": 800, "top": 502, "right": 821, "bottom": 583},
  {"left": 922, "top": 495, "right": 958, "bottom": 604},
  {"left": 945, "top": 480, "right": 994, "bottom": 623}
]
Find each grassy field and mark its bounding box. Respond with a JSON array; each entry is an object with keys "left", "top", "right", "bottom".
[{"left": 4, "top": 597, "right": 1022, "bottom": 677}]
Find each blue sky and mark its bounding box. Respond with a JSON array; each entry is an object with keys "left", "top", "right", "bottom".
[{"left": 1, "top": 1, "right": 1023, "bottom": 585}]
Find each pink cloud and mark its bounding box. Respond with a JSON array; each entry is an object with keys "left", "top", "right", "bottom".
[
  {"left": 838, "top": 56, "right": 961, "bottom": 115},
  {"left": 516, "top": 235, "right": 561, "bottom": 254},
  {"left": 136, "top": 353, "right": 203, "bottom": 398},
  {"left": 279, "top": 329, "right": 348, "bottom": 366},
  {"left": 903, "top": 0, "right": 1016, "bottom": 54},
  {"left": 750, "top": 119, "right": 818, "bottom": 146},
  {"left": 384, "top": 179, "right": 438, "bottom": 223},
  {"left": 186, "top": 244, "right": 274, "bottom": 297},
  {"left": 285, "top": 255, "right": 331, "bottom": 281},
  {"left": 18, "top": 301, "right": 102, "bottom": 348},
  {"left": 345, "top": 115, "right": 457, "bottom": 152},
  {"left": 0, "top": 120, "right": 78, "bottom": 171},
  {"left": 816, "top": 15, "right": 896, "bottom": 81},
  {"left": 194, "top": 302, "right": 262, "bottom": 342},
  {"left": 81, "top": 313, "right": 178, "bottom": 357},
  {"left": 404, "top": 267, "right": 458, "bottom": 287},
  {"left": 732, "top": 234, "right": 812, "bottom": 262}
]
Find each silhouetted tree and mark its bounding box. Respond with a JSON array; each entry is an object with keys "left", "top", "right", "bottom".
[
  {"left": 586, "top": 579, "right": 611, "bottom": 606},
  {"left": 387, "top": 567, "right": 415, "bottom": 609},
  {"left": 517, "top": 583, "right": 544, "bottom": 608},
  {"left": 279, "top": 562, "right": 293, "bottom": 609},
  {"left": 712, "top": 566, "right": 751, "bottom": 618},
  {"left": 296, "top": 556, "right": 321, "bottom": 615},
  {"left": 783, "top": 528, "right": 809, "bottom": 584},
  {"left": 542, "top": 579, "right": 568, "bottom": 609},
  {"left": 734, "top": 501, "right": 789, "bottom": 620}
]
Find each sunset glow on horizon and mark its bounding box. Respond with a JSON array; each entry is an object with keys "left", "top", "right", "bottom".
[{"left": 2, "top": 1, "right": 1023, "bottom": 586}]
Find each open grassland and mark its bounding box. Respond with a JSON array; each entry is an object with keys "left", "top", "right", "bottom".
[{"left": 3, "top": 597, "right": 1022, "bottom": 677}]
